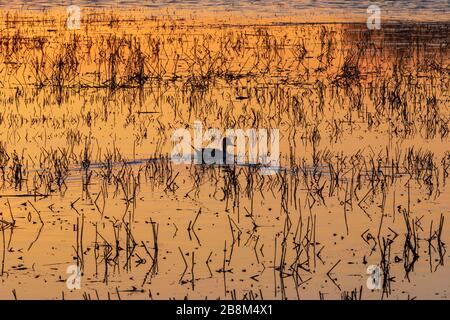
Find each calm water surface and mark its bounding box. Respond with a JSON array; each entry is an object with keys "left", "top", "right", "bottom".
[{"left": 1, "top": 0, "right": 449, "bottom": 21}]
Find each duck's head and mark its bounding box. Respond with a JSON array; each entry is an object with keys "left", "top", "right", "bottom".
[{"left": 222, "top": 136, "right": 233, "bottom": 151}]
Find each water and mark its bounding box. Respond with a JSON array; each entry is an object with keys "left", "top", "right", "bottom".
[
  {"left": 1, "top": 0, "right": 449, "bottom": 21},
  {"left": 0, "top": 4, "right": 448, "bottom": 300}
]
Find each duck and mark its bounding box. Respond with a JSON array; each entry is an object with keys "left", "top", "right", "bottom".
[{"left": 195, "top": 137, "right": 233, "bottom": 165}]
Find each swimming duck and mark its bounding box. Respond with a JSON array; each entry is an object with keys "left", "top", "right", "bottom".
[{"left": 195, "top": 137, "right": 233, "bottom": 165}]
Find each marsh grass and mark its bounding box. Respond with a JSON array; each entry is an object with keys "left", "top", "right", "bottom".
[{"left": 0, "top": 9, "right": 448, "bottom": 300}]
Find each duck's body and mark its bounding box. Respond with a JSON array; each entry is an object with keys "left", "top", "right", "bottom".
[{"left": 195, "top": 137, "right": 232, "bottom": 165}]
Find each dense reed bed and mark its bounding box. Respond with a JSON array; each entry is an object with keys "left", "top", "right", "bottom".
[{"left": 0, "top": 10, "right": 448, "bottom": 299}]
